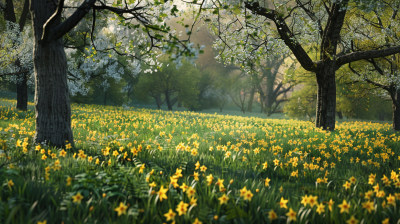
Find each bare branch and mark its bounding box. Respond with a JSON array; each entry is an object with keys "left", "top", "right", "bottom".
[
  {"left": 244, "top": 1, "right": 316, "bottom": 72},
  {"left": 336, "top": 45, "right": 400, "bottom": 68},
  {"left": 18, "top": 0, "right": 29, "bottom": 31},
  {"left": 348, "top": 62, "right": 389, "bottom": 91},
  {"left": 0, "top": 70, "right": 30, "bottom": 77}
]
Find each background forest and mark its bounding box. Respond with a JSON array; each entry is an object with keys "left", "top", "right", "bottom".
[{"left": 0, "top": 21, "right": 393, "bottom": 122}]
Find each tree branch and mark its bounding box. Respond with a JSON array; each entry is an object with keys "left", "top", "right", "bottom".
[
  {"left": 320, "top": 0, "right": 349, "bottom": 60},
  {"left": 348, "top": 62, "right": 390, "bottom": 91},
  {"left": 296, "top": 0, "right": 324, "bottom": 36},
  {"left": 0, "top": 70, "right": 30, "bottom": 77},
  {"left": 244, "top": 1, "right": 317, "bottom": 72},
  {"left": 276, "top": 85, "right": 293, "bottom": 97},
  {"left": 336, "top": 45, "right": 400, "bottom": 68},
  {"left": 367, "top": 58, "right": 385, "bottom": 76},
  {"left": 18, "top": 0, "right": 29, "bottom": 31},
  {"left": 4, "top": 0, "right": 16, "bottom": 22},
  {"left": 42, "top": 0, "right": 96, "bottom": 43},
  {"left": 41, "top": 0, "right": 65, "bottom": 42},
  {"left": 273, "top": 82, "right": 283, "bottom": 97}
]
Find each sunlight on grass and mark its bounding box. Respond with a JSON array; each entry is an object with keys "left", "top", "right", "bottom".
[{"left": 1, "top": 98, "right": 399, "bottom": 223}]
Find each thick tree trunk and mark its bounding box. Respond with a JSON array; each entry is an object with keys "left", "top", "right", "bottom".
[
  {"left": 165, "top": 91, "right": 172, "bottom": 110},
  {"left": 392, "top": 89, "right": 400, "bottom": 131},
  {"left": 16, "top": 72, "right": 28, "bottom": 111},
  {"left": 247, "top": 86, "right": 255, "bottom": 112},
  {"left": 315, "top": 62, "right": 336, "bottom": 130},
  {"left": 264, "top": 75, "right": 274, "bottom": 116},
  {"left": 31, "top": 0, "right": 74, "bottom": 147}
]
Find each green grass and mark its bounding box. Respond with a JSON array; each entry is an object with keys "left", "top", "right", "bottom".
[{"left": 0, "top": 98, "right": 400, "bottom": 224}]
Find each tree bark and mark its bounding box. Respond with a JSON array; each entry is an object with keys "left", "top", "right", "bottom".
[
  {"left": 16, "top": 72, "right": 28, "bottom": 111},
  {"left": 4, "top": 0, "right": 30, "bottom": 111},
  {"left": 264, "top": 72, "right": 275, "bottom": 116},
  {"left": 31, "top": 0, "right": 74, "bottom": 147},
  {"left": 247, "top": 86, "right": 255, "bottom": 112},
  {"left": 103, "top": 88, "right": 107, "bottom": 105},
  {"left": 392, "top": 89, "right": 400, "bottom": 131},
  {"left": 315, "top": 62, "right": 336, "bottom": 130},
  {"left": 259, "top": 93, "right": 264, "bottom": 113},
  {"left": 165, "top": 90, "right": 173, "bottom": 110},
  {"left": 154, "top": 94, "right": 162, "bottom": 109},
  {"left": 337, "top": 111, "right": 343, "bottom": 119}
]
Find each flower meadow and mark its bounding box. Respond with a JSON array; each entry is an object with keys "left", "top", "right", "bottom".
[{"left": 1, "top": 98, "right": 400, "bottom": 224}]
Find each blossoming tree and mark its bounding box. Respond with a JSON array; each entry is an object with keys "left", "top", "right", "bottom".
[
  {"left": 29, "top": 0, "right": 199, "bottom": 147},
  {"left": 205, "top": 0, "right": 400, "bottom": 130},
  {"left": 1, "top": 0, "right": 31, "bottom": 110},
  {"left": 346, "top": 0, "right": 400, "bottom": 129}
]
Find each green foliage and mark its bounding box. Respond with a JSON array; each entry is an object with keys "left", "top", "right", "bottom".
[
  {"left": 284, "top": 67, "right": 392, "bottom": 121},
  {"left": 1, "top": 98, "right": 400, "bottom": 223},
  {"left": 133, "top": 59, "right": 201, "bottom": 110},
  {"left": 284, "top": 79, "right": 317, "bottom": 121},
  {"left": 72, "top": 77, "right": 127, "bottom": 106}
]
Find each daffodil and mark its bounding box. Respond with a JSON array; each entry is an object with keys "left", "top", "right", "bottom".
[
  {"left": 279, "top": 197, "right": 288, "bottom": 209},
  {"left": 157, "top": 185, "right": 168, "bottom": 202},
  {"left": 286, "top": 208, "right": 297, "bottom": 222},
  {"left": 7, "top": 179, "right": 14, "bottom": 188},
  {"left": 362, "top": 200, "right": 375, "bottom": 213},
  {"left": 192, "top": 218, "right": 202, "bottom": 224},
  {"left": 268, "top": 210, "right": 277, "bottom": 221},
  {"left": 114, "top": 202, "right": 128, "bottom": 216},
  {"left": 176, "top": 201, "right": 189, "bottom": 216},
  {"left": 164, "top": 209, "right": 176, "bottom": 221},
  {"left": 265, "top": 177, "right": 271, "bottom": 187},
  {"left": 338, "top": 200, "right": 350, "bottom": 213},
  {"left": 218, "top": 194, "right": 229, "bottom": 205},
  {"left": 72, "top": 192, "right": 83, "bottom": 204},
  {"left": 316, "top": 203, "right": 325, "bottom": 214},
  {"left": 346, "top": 215, "right": 359, "bottom": 224}
]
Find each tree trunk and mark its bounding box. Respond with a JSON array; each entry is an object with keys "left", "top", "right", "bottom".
[
  {"left": 247, "top": 86, "right": 255, "bottom": 112},
  {"left": 337, "top": 111, "right": 343, "bottom": 119},
  {"left": 154, "top": 95, "right": 162, "bottom": 109},
  {"left": 31, "top": 0, "right": 74, "bottom": 147},
  {"left": 264, "top": 74, "right": 274, "bottom": 116},
  {"left": 315, "top": 62, "right": 336, "bottom": 130},
  {"left": 259, "top": 91, "right": 265, "bottom": 113},
  {"left": 16, "top": 72, "right": 28, "bottom": 111},
  {"left": 392, "top": 89, "right": 400, "bottom": 131},
  {"left": 4, "top": 0, "right": 29, "bottom": 111},
  {"left": 165, "top": 91, "right": 172, "bottom": 110},
  {"left": 103, "top": 89, "right": 107, "bottom": 105}
]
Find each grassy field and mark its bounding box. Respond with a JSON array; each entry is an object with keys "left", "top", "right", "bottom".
[{"left": 1, "top": 98, "right": 400, "bottom": 224}]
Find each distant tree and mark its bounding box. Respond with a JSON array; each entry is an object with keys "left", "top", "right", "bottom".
[
  {"left": 253, "top": 56, "right": 294, "bottom": 115},
  {"left": 195, "top": 69, "right": 216, "bottom": 110},
  {"left": 134, "top": 59, "right": 201, "bottom": 110},
  {"left": 206, "top": 0, "right": 400, "bottom": 130},
  {"left": 134, "top": 71, "right": 164, "bottom": 109},
  {"left": 226, "top": 72, "right": 252, "bottom": 114},
  {"left": 0, "top": 0, "right": 31, "bottom": 110}
]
